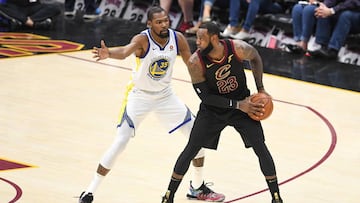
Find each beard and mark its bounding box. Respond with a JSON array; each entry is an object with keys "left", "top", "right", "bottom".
[
  {"left": 157, "top": 30, "right": 169, "bottom": 38},
  {"left": 200, "top": 42, "right": 213, "bottom": 56}
]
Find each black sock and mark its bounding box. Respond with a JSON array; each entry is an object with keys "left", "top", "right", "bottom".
[
  {"left": 266, "top": 177, "right": 281, "bottom": 200},
  {"left": 165, "top": 176, "right": 182, "bottom": 200}
]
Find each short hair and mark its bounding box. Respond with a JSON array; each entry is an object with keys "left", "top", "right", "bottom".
[
  {"left": 147, "top": 6, "right": 166, "bottom": 21},
  {"left": 199, "top": 21, "right": 220, "bottom": 37}
]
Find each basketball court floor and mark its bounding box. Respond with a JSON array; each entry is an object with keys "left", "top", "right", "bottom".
[{"left": 1, "top": 13, "right": 359, "bottom": 203}]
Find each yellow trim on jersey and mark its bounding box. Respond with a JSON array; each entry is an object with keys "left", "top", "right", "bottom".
[{"left": 117, "top": 57, "right": 141, "bottom": 123}]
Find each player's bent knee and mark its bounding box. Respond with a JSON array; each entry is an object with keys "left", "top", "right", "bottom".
[{"left": 194, "top": 147, "right": 205, "bottom": 159}]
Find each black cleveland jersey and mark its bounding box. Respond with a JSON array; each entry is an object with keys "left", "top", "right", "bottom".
[{"left": 197, "top": 39, "right": 251, "bottom": 101}]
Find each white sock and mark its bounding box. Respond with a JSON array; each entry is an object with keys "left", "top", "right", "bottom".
[
  {"left": 192, "top": 166, "right": 204, "bottom": 189},
  {"left": 86, "top": 173, "right": 104, "bottom": 194}
]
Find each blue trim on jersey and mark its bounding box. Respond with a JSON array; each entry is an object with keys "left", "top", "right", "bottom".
[
  {"left": 117, "top": 109, "right": 135, "bottom": 129},
  {"left": 168, "top": 107, "right": 193, "bottom": 134},
  {"left": 147, "top": 28, "right": 171, "bottom": 51},
  {"left": 174, "top": 31, "right": 179, "bottom": 55}
]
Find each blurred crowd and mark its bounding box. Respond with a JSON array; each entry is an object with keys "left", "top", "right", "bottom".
[
  {"left": 161, "top": 0, "right": 360, "bottom": 60},
  {"left": 0, "top": 0, "right": 359, "bottom": 61}
]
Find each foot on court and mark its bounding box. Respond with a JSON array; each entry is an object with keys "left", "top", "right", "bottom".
[
  {"left": 272, "top": 192, "right": 283, "bottom": 203},
  {"left": 186, "top": 181, "right": 225, "bottom": 202},
  {"left": 79, "top": 191, "right": 93, "bottom": 203},
  {"left": 161, "top": 190, "right": 173, "bottom": 203},
  {"left": 272, "top": 198, "right": 283, "bottom": 203},
  {"left": 161, "top": 196, "right": 173, "bottom": 203}
]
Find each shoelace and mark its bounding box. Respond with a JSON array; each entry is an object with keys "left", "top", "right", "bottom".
[{"left": 199, "top": 182, "right": 215, "bottom": 194}]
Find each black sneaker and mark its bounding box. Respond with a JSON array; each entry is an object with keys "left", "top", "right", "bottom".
[
  {"left": 272, "top": 192, "right": 283, "bottom": 203},
  {"left": 0, "top": 9, "right": 22, "bottom": 31},
  {"left": 161, "top": 190, "right": 173, "bottom": 203},
  {"left": 79, "top": 191, "right": 93, "bottom": 203},
  {"left": 161, "top": 196, "right": 173, "bottom": 203},
  {"left": 272, "top": 198, "right": 283, "bottom": 203},
  {"left": 34, "top": 18, "right": 52, "bottom": 30},
  {"left": 309, "top": 46, "right": 338, "bottom": 59},
  {"left": 285, "top": 43, "right": 306, "bottom": 54}
]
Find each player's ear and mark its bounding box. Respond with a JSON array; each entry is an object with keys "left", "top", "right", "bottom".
[{"left": 147, "top": 21, "right": 151, "bottom": 28}]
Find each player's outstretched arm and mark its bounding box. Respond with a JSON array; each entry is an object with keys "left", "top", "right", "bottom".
[
  {"left": 92, "top": 40, "right": 110, "bottom": 61},
  {"left": 93, "top": 35, "right": 145, "bottom": 61}
]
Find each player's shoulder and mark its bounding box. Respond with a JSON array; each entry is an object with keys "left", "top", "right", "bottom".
[
  {"left": 132, "top": 32, "right": 148, "bottom": 42},
  {"left": 189, "top": 51, "right": 200, "bottom": 64},
  {"left": 230, "top": 39, "right": 255, "bottom": 52},
  {"left": 230, "top": 39, "right": 249, "bottom": 46}
]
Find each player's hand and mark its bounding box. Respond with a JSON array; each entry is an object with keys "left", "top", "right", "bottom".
[
  {"left": 92, "top": 40, "right": 110, "bottom": 61},
  {"left": 237, "top": 96, "right": 265, "bottom": 116}
]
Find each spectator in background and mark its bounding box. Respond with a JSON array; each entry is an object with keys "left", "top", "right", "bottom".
[
  {"left": 185, "top": 0, "right": 214, "bottom": 35},
  {"left": 65, "top": 0, "right": 100, "bottom": 20},
  {"left": 286, "top": 0, "right": 320, "bottom": 54},
  {"left": 186, "top": 0, "right": 240, "bottom": 37},
  {"left": 221, "top": 0, "right": 242, "bottom": 37},
  {"left": 160, "top": 0, "right": 195, "bottom": 33},
  {"left": 230, "top": 0, "right": 283, "bottom": 40},
  {"left": 0, "top": 0, "right": 61, "bottom": 30},
  {"left": 309, "top": 0, "right": 360, "bottom": 59}
]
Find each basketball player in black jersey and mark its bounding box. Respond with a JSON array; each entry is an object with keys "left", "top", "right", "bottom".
[{"left": 161, "top": 22, "right": 283, "bottom": 203}]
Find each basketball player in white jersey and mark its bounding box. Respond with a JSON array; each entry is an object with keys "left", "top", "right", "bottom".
[{"left": 78, "top": 6, "right": 225, "bottom": 203}]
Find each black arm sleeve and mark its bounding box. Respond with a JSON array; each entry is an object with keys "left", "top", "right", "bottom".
[{"left": 193, "top": 81, "right": 237, "bottom": 109}]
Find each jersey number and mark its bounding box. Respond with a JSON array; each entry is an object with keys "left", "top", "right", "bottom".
[{"left": 216, "top": 76, "right": 238, "bottom": 94}]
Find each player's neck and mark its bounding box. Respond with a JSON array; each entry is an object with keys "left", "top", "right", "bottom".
[
  {"left": 154, "top": 37, "right": 169, "bottom": 47},
  {"left": 150, "top": 31, "right": 169, "bottom": 47},
  {"left": 208, "top": 42, "right": 224, "bottom": 61}
]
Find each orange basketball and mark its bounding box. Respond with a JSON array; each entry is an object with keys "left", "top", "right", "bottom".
[{"left": 248, "top": 93, "right": 273, "bottom": 121}]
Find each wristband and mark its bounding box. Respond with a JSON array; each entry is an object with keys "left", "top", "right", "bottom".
[
  {"left": 257, "top": 85, "right": 264, "bottom": 91},
  {"left": 193, "top": 82, "right": 238, "bottom": 109}
]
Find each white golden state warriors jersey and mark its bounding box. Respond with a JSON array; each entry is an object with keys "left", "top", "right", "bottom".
[{"left": 131, "top": 29, "right": 179, "bottom": 92}]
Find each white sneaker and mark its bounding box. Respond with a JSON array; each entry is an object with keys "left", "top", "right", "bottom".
[
  {"left": 230, "top": 31, "right": 251, "bottom": 40},
  {"left": 221, "top": 25, "right": 240, "bottom": 37},
  {"left": 83, "top": 8, "right": 101, "bottom": 20},
  {"left": 83, "top": 13, "right": 100, "bottom": 20},
  {"left": 64, "top": 10, "right": 76, "bottom": 18}
]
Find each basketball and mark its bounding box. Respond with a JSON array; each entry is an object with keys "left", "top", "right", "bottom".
[{"left": 248, "top": 93, "right": 273, "bottom": 121}]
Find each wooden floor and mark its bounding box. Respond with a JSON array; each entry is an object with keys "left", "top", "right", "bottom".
[{"left": 1, "top": 50, "right": 359, "bottom": 203}]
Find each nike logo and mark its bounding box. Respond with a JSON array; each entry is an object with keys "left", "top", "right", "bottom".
[{"left": 206, "top": 63, "right": 214, "bottom": 68}]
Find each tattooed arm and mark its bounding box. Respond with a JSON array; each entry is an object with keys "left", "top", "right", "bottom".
[{"left": 233, "top": 40, "right": 266, "bottom": 92}]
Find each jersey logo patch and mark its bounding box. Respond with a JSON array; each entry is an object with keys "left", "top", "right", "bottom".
[
  {"left": 148, "top": 57, "right": 170, "bottom": 80},
  {"left": 215, "top": 64, "right": 231, "bottom": 80}
]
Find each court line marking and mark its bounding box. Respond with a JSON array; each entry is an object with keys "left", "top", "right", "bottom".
[
  {"left": 0, "top": 177, "right": 22, "bottom": 203},
  {"left": 224, "top": 100, "right": 337, "bottom": 202}
]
